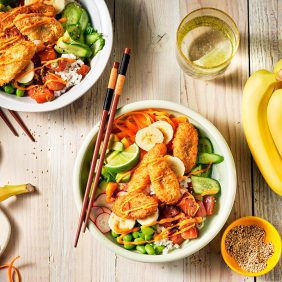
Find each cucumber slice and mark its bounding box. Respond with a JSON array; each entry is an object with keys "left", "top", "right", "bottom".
[
  {"left": 62, "top": 2, "right": 82, "bottom": 26},
  {"left": 198, "top": 137, "right": 213, "bottom": 153},
  {"left": 55, "top": 39, "right": 92, "bottom": 58},
  {"left": 66, "top": 24, "right": 81, "bottom": 41},
  {"left": 92, "top": 37, "right": 105, "bottom": 56},
  {"left": 198, "top": 153, "right": 224, "bottom": 164},
  {"left": 86, "top": 32, "right": 100, "bottom": 46},
  {"left": 191, "top": 176, "right": 220, "bottom": 194},
  {"left": 79, "top": 9, "right": 89, "bottom": 32},
  {"left": 200, "top": 165, "right": 212, "bottom": 178},
  {"left": 191, "top": 164, "right": 202, "bottom": 172}
]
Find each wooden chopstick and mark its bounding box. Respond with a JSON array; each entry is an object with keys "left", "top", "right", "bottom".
[
  {"left": 82, "top": 48, "right": 131, "bottom": 233},
  {"left": 0, "top": 108, "right": 19, "bottom": 137},
  {"left": 8, "top": 110, "right": 35, "bottom": 142},
  {"left": 74, "top": 62, "right": 120, "bottom": 247}
]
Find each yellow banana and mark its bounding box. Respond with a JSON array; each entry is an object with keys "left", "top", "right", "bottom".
[
  {"left": 0, "top": 183, "right": 35, "bottom": 202},
  {"left": 267, "top": 89, "right": 282, "bottom": 157},
  {"left": 242, "top": 60, "right": 282, "bottom": 196}
]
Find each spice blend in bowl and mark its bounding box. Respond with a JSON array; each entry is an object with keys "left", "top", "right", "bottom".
[{"left": 225, "top": 225, "right": 274, "bottom": 273}]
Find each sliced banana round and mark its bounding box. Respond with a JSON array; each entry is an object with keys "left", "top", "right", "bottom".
[
  {"left": 17, "top": 61, "right": 35, "bottom": 84},
  {"left": 108, "top": 212, "right": 136, "bottom": 234},
  {"left": 25, "top": 0, "right": 65, "bottom": 14},
  {"left": 135, "top": 127, "right": 164, "bottom": 151},
  {"left": 165, "top": 155, "right": 185, "bottom": 177},
  {"left": 137, "top": 209, "right": 159, "bottom": 226},
  {"left": 150, "top": 121, "right": 174, "bottom": 144}
]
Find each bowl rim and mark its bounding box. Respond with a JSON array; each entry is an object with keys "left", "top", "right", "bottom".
[
  {"left": 220, "top": 215, "right": 282, "bottom": 276},
  {"left": 73, "top": 100, "right": 237, "bottom": 263},
  {"left": 0, "top": 0, "right": 113, "bottom": 113}
]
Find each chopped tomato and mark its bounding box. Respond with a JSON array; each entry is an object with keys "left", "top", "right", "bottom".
[
  {"left": 170, "top": 233, "right": 185, "bottom": 245},
  {"left": 195, "top": 200, "right": 207, "bottom": 217},
  {"left": 203, "top": 196, "right": 215, "bottom": 216},
  {"left": 177, "top": 196, "right": 199, "bottom": 217},
  {"left": 28, "top": 86, "right": 54, "bottom": 104},
  {"left": 77, "top": 64, "right": 90, "bottom": 77},
  {"left": 44, "top": 74, "right": 65, "bottom": 91},
  {"left": 181, "top": 227, "right": 199, "bottom": 240},
  {"left": 55, "top": 60, "right": 69, "bottom": 72},
  {"left": 38, "top": 48, "right": 57, "bottom": 62}
]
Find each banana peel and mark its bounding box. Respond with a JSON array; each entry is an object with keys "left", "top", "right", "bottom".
[
  {"left": 0, "top": 183, "right": 35, "bottom": 202},
  {"left": 242, "top": 60, "right": 282, "bottom": 196}
]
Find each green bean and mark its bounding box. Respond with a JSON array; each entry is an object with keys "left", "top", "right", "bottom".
[
  {"left": 141, "top": 226, "right": 155, "bottom": 236},
  {"left": 144, "top": 234, "right": 152, "bottom": 241},
  {"left": 136, "top": 245, "right": 147, "bottom": 254},
  {"left": 16, "top": 89, "right": 25, "bottom": 97},
  {"left": 4, "top": 84, "right": 15, "bottom": 94},
  {"left": 123, "top": 234, "right": 133, "bottom": 242},
  {"left": 132, "top": 231, "right": 139, "bottom": 239},
  {"left": 111, "top": 231, "right": 119, "bottom": 238},
  {"left": 124, "top": 243, "right": 135, "bottom": 250},
  {"left": 145, "top": 244, "right": 155, "bottom": 255},
  {"left": 154, "top": 245, "right": 165, "bottom": 255}
]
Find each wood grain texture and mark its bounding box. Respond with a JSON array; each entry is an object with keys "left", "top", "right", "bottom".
[
  {"left": 249, "top": 1, "right": 282, "bottom": 281},
  {"left": 0, "top": 0, "right": 281, "bottom": 281}
]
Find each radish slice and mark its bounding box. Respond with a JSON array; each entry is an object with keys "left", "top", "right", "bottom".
[
  {"left": 101, "top": 206, "right": 112, "bottom": 214},
  {"left": 95, "top": 212, "right": 111, "bottom": 233},
  {"left": 94, "top": 193, "right": 113, "bottom": 209},
  {"left": 116, "top": 191, "right": 128, "bottom": 197},
  {"left": 90, "top": 207, "right": 104, "bottom": 223}
]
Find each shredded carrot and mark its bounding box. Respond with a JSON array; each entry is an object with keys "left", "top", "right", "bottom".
[
  {"left": 189, "top": 163, "right": 212, "bottom": 177},
  {"left": 59, "top": 17, "right": 67, "bottom": 23},
  {"left": 106, "top": 182, "right": 118, "bottom": 202},
  {"left": 0, "top": 256, "right": 21, "bottom": 282}
]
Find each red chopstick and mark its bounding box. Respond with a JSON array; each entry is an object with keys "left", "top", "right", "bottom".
[
  {"left": 8, "top": 110, "right": 35, "bottom": 142},
  {"left": 0, "top": 108, "right": 19, "bottom": 137},
  {"left": 82, "top": 48, "right": 131, "bottom": 233},
  {"left": 74, "top": 62, "right": 120, "bottom": 247}
]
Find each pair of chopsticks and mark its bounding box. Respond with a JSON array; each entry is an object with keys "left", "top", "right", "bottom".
[
  {"left": 74, "top": 48, "right": 131, "bottom": 247},
  {"left": 0, "top": 108, "right": 35, "bottom": 142}
]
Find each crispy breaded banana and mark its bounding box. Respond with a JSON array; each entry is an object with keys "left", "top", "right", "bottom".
[
  {"left": 0, "top": 41, "right": 36, "bottom": 86},
  {"left": 127, "top": 143, "right": 167, "bottom": 194},
  {"left": 173, "top": 122, "right": 198, "bottom": 173},
  {"left": 14, "top": 13, "right": 64, "bottom": 43},
  {"left": 29, "top": 2, "right": 56, "bottom": 16},
  {"left": 0, "top": 27, "right": 25, "bottom": 52},
  {"left": 148, "top": 156, "right": 182, "bottom": 204},
  {"left": 112, "top": 192, "right": 158, "bottom": 220}
]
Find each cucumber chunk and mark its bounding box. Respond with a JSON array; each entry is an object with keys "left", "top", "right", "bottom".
[
  {"left": 62, "top": 2, "right": 82, "bottom": 26},
  {"left": 86, "top": 32, "right": 100, "bottom": 46},
  {"left": 55, "top": 39, "right": 92, "bottom": 58},
  {"left": 198, "top": 153, "right": 224, "bottom": 164},
  {"left": 92, "top": 37, "right": 105, "bottom": 56},
  {"left": 198, "top": 137, "right": 213, "bottom": 153},
  {"left": 66, "top": 24, "right": 81, "bottom": 41},
  {"left": 191, "top": 164, "right": 212, "bottom": 177},
  {"left": 191, "top": 176, "right": 220, "bottom": 194},
  {"left": 200, "top": 165, "right": 212, "bottom": 178},
  {"left": 79, "top": 9, "right": 89, "bottom": 33}
]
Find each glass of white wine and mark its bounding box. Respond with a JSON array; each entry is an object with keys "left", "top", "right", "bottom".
[{"left": 176, "top": 8, "right": 240, "bottom": 80}]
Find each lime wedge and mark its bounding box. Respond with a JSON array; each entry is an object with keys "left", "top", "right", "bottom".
[
  {"left": 193, "top": 40, "right": 232, "bottom": 68},
  {"left": 105, "top": 143, "right": 140, "bottom": 173}
]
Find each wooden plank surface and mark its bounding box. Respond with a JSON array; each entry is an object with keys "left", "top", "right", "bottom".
[{"left": 0, "top": 0, "right": 281, "bottom": 281}]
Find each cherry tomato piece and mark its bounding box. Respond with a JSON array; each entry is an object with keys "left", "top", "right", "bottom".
[
  {"left": 195, "top": 200, "right": 207, "bottom": 217},
  {"left": 28, "top": 86, "right": 54, "bottom": 104},
  {"left": 181, "top": 227, "right": 199, "bottom": 240},
  {"left": 77, "top": 64, "right": 90, "bottom": 77},
  {"left": 55, "top": 60, "right": 69, "bottom": 72},
  {"left": 203, "top": 196, "right": 215, "bottom": 216},
  {"left": 38, "top": 48, "right": 57, "bottom": 62},
  {"left": 177, "top": 196, "right": 199, "bottom": 217}
]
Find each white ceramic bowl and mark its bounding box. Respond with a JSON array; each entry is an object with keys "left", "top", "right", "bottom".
[
  {"left": 0, "top": 0, "right": 112, "bottom": 112},
  {"left": 73, "top": 100, "right": 237, "bottom": 263}
]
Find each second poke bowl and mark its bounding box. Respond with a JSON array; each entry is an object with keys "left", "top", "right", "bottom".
[{"left": 73, "top": 100, "right": 236, "bottom": 262}]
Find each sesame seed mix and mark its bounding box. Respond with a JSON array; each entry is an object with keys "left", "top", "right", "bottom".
[{"left": 225, "top": 225, "right": 274, "bottom": 273}]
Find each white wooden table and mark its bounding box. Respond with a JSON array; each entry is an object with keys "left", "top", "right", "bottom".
[{"left": 0, "top": 0, "right": 281, "bottom": 281}]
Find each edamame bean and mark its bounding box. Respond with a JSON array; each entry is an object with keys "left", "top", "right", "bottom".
[
  {"left": 111, "top": 231, "right": 119, "bottom": 238},
  {"left": 123, "top": 234, "right": 133, "bottom": 242},
  {"left": 134, "top": 238, "right": 144, "bottom": 243},
  {"left": 141, "top": 226, "right": 155, "bottom": 236},
  {"left": 4, "top": 84, "right": 15, "bottom": 94},
  {"left": 154, "top": 245, "right": 165, "bottom": 255},
  {"left": 145, "top": 244, "right": 155, "bottom": 255},
  {"left": 132, "top": 231, "right": 139, "bottom": 239},
  {"left": 138, "top": 232, "right": 145, "bottom": 239},
  {"left": 124, "top": 243, "right": 135, "bottom": 250},
  {"left": 16, "top": 89, "right": 25, "bottom": 97},
  {"left": 144, "top": 234, "right": 152, "bottom": 241},
  {"left": 136, "top": 245, "right": 146, "bottom": 254}
]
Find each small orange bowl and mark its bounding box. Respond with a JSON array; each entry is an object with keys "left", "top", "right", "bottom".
[{"left": 221, "top": 216, "right": 281, "bottom": 276}]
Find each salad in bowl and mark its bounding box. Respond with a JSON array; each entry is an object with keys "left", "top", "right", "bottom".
[
  {"left": 0, "top": 0, "right": 112, "bottom": 111},
  {"left": 74, "top": 101, "right": 236, "bottom": 262}
]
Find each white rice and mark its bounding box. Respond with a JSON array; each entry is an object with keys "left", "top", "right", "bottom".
[{"left": 54, "top": 54, "right": 84, "bottom": 97}]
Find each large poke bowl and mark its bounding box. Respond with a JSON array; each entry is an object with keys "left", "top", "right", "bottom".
[{"left": 73, "top": 100, "right": 236, "bottom": 263}]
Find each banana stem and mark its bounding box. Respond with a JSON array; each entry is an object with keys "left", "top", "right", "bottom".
[
  {"left": 0, "top": 183, "right": 35, "bottom": 202},
  {"left": 276, "top": 70, "right": 282, "bottom": 81}
]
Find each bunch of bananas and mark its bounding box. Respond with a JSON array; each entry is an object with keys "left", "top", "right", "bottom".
[
  {"left": 0, "top": 183, "right": 35, "bottom": 202},
  {"left": 242, "top": 60, "right": 282, "bottom": 196}
]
